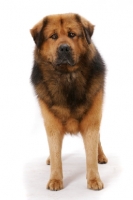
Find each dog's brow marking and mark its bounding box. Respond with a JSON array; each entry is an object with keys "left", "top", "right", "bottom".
[{"left": 60, "top": 18, "right": 63, "bottom": 25}]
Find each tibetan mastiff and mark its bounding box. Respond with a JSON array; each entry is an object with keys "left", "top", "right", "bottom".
[{"left": 30, "top": 13, "right": 108, "bottom": 191}]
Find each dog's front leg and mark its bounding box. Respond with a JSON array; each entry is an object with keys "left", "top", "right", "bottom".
[
  {"left": 81, "top": 129, "right": 103, "bottom": 190},
  {"left": 46, "top": 127, "right": 64, "bottom": 191},
  {"left": 38, "top": 99, "right": 64, "bottom": 191},
  {"left": 80, "top": 89, "right": 104, "bottom": 190}
]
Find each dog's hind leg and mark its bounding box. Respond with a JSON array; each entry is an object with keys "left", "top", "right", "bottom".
[
  {"left": 46, "top": 156, "right": 50, "bottom": 165},
  {"left": 98, "top": 138, "right": 108, "bottom": 164}
]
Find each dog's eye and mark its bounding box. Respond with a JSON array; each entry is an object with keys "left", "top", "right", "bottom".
[
  {"left": 68, "top": 32, "right": 76, "bottom": 38},
  {"left": 50, "top": 34, "right": 58, "bottom": 40}
]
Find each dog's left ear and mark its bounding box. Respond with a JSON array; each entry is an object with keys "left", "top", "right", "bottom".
[
  {"left": 80, "top": 16, "right": 95, "bottom": 44},
  {"left": 30, "top": 17, "right": 48, "bottom": 48}
]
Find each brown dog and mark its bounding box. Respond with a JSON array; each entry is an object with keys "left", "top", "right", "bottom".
[{"left": 30, "top": 13, "right": 108, "bottom": 191}]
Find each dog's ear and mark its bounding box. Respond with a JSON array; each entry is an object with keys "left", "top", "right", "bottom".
[
  {"left": 30, "top": 18, "right": 48, "bottom": 48},
  {"left": 80, "top": 16, "right": 95, "bottom": 44}
]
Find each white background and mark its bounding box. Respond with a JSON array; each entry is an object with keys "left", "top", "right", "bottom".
[{"left": 0, "top": 0, "right": 133, "bottom": 199}]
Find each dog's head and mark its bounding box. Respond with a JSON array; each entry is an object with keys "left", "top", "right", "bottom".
[{"left": 30, "top": 13, "right": 95, "bottom": 72}]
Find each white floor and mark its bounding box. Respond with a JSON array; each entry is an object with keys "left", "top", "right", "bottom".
[{"left": 0, "top": 1, "right": 133, "bottom": 199}]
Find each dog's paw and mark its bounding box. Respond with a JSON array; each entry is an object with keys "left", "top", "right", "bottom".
[
  {"left": 46, "top": 157, "right": 50, "bottom": 165},
  {"left": 88, "top": 178, "right": 104, "bottom": 190},
  {"left": 98, "top": 154, "right": 108, "bottom": 164},
  {"left": 47, "top": 179, "right": 63, "bottom": 191}
]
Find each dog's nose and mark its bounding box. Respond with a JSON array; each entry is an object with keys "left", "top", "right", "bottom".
[{"left": 58, "top": 44, "right": 71, "bottom": 53}]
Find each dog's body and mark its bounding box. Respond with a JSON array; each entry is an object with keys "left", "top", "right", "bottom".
[{"left": 30, "top": 13, "right": 108, "bottom": 191}]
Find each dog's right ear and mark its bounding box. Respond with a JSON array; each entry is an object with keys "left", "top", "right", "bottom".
[
  {"left": 30, "top": 18, "right": 48, "bottom": 48},
  {"left": 76, "top": 14, "right": 94, "bottom": 44}
]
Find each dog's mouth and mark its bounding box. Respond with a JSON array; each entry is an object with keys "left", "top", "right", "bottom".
[
  {"left": 55, "top": 58, "right": 75, "bottom": 67},
  {"left": 53, "top": 58, "right": 76, "bottom": 73}
]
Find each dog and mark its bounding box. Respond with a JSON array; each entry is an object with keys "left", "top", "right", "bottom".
[{"left": 30, "top": 13, "right": 108, "bottom": 191}]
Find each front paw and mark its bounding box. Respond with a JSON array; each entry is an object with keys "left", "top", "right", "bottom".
[
  {"left": 88, "top": 178, "right": 104, "bottom": 190},
  {"left": 47, "top": 179, "right": 63, "bottom": 191}
]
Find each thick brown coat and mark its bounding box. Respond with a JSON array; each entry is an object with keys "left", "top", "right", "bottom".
[{"left": 30, "top": 13, "right": 108, "bottom": 191}]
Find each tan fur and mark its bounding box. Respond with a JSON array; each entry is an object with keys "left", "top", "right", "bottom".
[
  {"left": 38, "top": 89, "right": 107, "bottom": 190},
  {"left": 80, "top": 89, "right": 104, "bottom": 189},
  {"left": 38, "top": 99, "right": 64, "bottom": 189},
  {"left": 30, "top": 13, "right": 107, "bottom": 191}
]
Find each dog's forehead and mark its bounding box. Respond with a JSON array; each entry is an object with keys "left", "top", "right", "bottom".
[{"left": 46, "top": 14, "right": 81, "bottom": 31}]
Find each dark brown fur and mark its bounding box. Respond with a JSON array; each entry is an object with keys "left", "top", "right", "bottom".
[{"left": 30, "top": 13, "right": 108, "bottom": 191}]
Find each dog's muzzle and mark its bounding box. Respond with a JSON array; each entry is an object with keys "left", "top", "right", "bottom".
[{"left": 56, "top": 44, "right": 75, "bottom": 66}]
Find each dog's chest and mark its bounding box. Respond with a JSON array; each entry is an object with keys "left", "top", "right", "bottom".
[
  {"left": 66, "top": 73, "right": 76, "bottom": 82},
  {"left": 49, "top": 72, "right": 89, "bottom": 120},
  {"left": 57, "top": 72, "right": 87, "bottom": 107}
]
